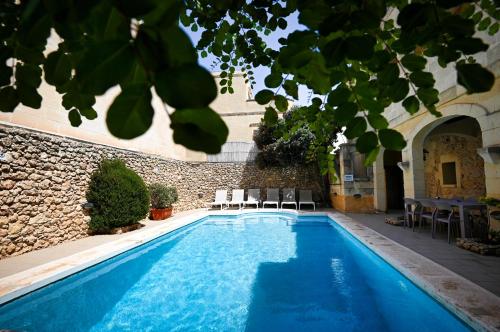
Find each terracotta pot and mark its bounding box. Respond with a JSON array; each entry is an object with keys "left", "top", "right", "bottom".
[{"left": 150, "top": 207, "right": 173, "bottom": 220}]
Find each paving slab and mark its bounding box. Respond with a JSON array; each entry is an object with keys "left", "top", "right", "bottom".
[{"left": 347, "top": 212, "right": 500, "bottom": 297}]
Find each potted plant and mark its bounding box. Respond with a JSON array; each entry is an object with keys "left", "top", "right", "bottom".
[{"left": 149, "top": 183, "right": 178, "bottom": 220}]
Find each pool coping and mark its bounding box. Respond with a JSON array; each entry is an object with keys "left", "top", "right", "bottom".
[{"left": 0, "top": 209, "right": 499, "bottom": 331}]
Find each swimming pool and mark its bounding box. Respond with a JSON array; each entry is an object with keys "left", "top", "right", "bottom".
[{"left": 0, "top": 213, "right": 471, "bottom": 331}]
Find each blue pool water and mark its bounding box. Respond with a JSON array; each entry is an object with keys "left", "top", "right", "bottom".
[{"left": 0, "top": 213, "right": 471, "bottom": 331}]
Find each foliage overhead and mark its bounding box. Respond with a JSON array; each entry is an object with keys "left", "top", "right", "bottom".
[
  {"left": 86, "top": 159, "right": 150, "bottom": 233},
  {"left": 254, "top": 106, "right": 339, "bottom": 173},
  {"left": 149, "top": 183, "right": 179, "bottom": 209},
  {"left": 0, "top": 0, "right": 498, "bottom": 165}
]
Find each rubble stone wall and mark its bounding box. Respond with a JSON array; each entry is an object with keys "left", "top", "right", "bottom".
[{"left": 0, "top": 125, "right": 323, "bottom": 258}]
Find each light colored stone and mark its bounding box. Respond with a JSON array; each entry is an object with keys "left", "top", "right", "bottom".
[
  {"left": 0, "top": 125, "right": 323, "bottom": 258},
  {"left": 1, "top": 180, "right": 15, "bottom": 190}
]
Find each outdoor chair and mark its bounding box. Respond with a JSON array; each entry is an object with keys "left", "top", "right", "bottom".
[
  {"left": 299, "top": 190, "right": 315, "bottom": 211},
  {"left": 263, "top": 188, "right": 279, "bottom": 208},
  {"left": 281, "top": 188, "right": 297, "bottom": 210},
  {"left": 208, "top": 190, "right": 229, "bottom": 210},
  {"left": 403, "top": 198, "right": 421, "bottom": 229},
  {"left": 415, "top": 199, "right": 436, "bottom": 232},
  {"left": 244, "top": 189, "right": 260, "bottom": 209},
  {"left": 228, "top": 189, "right": 245, "bottom": 209},
  {"left": 433, "top": 202, "right": 459, "bottom": 244}
]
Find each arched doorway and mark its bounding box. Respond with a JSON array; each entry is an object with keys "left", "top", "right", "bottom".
[
  {"left": 384, "top": 150, "right": 404, "bottom": 210},
  {"left": 421, "top": 116, "right": 486, "bottom": 199}
]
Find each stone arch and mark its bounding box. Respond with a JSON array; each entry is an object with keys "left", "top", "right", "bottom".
[{"left": 405, "top": 103, "right": 489, "bottom": 198}]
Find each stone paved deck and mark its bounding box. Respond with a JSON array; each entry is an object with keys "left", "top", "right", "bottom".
[
  {"left": 0, "top": 209, "right": 206, "bottom": 278},
  {"left": 347, "top": 212, "right": 500, "bottom": 297}
]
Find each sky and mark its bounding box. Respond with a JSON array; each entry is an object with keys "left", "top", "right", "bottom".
[
  {"left": 184, "top": 12, "right": 314, "bottom": 106},
  {"left": 183, "top": 13, "right": 348, "bottom": 147}
]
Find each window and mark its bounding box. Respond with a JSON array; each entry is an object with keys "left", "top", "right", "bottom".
[{"left": 442, "top": 162, "right": 457, "bottom": 185}]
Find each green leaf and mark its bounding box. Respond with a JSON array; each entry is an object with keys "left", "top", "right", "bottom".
[
  {"left": 0, "top": 65, "right": 12, "bottom": 86},
  {"left": 112, "top": 0, "right": 160, "bottom": 17},
  {"left": 68, "top": 109, "right": 82, "bottom": 127},
  {"left": 378, "top": 64, "right": 399, "bottom": 85},
  {"left": 155, "top": 64, "right": 217, "bottom": 109},
  {"left": 360, "top": 97, "right": 384, "bottom": 113},
  {"left": 367, "top": 113, "right": 389, "bottom": 129},
  {"left": 401, "top": 54, "right": 426, "bottom": 71},
  {"left": 333, "top": 102, "right": 358, "bottom": 124},
  {"left": 364, "top": 146, "right": 380, "bottom": 165},
  {"left": 76, "top": 40, "right": 135, "bottom": 95},
  {"left": 283, "top": 80, "right": 298, "bottom": 99},
  {"left": 17, "top": 84, "right": 42, "bottom": 109},
  {"left": 158, "top": 26, "right": 198, "bottom": 67},
  {"left": 417, "top": 87, "right": 439, "bottom": 106},
  {"left": 489, "top": 22, "right": 499, "bottom": 35},
  {"left": 449, "top": 37, "right": 488, "bottom": 55},
  {"left": 15, "top": 64, "right": 42, "bottom": 89},
  {"left": 456, "top": 63, "right": 494, "bottom": 93},
  {"left": 478, "top": 17, "right": 491, "bottom": 31},
  {"left": 79, "top": 107, "right": 98, "bottom": 120},
  {"left": 345, "top": 35, "right": 376, "bottom": 60},
  {"left": 44, "top": 50, "right": 72, "bottom": 86},
  {"left": 134, "top": 27, "right": 163, "bottom": 72},
  {"left": 274, "top": 95, "right": 288, "bottom": 112},
  {"left": 143, "top": 0, "right": 180, "bottom": 27},
  {"left": 0, "top": 86, "right": 19, "bottom": 112},
  {"left": 409, "top": 71, "right": 435, "bottom": 88},
  {"left": 328, "top": 87, "right": 351, "bottom": 106},
  {"left": 86, "top": 3, "right": 130, "bottom": 41},
  {"left": 62, "top": 81, "right": 96, "bottom": 110},
  {"left": 402, "top": 96, "right": 420, "bottom": 114},
  {"left": 356, "top": 131, "right": 378, "bottom": 153},
  {"left": 106, "top": 83, "right": 154, "bottom": 139},
  {"left": 264, "top": 106, "right": 278, "bottom": 125},
  {"left": 344, "top": 117, "right": 367, "bottom": 139},
  {"left": 264, "top": 73, "right": 282, "bottom": 88},
  {"left": 379, "top": 129, "right": 406, "bottom": 150},
  {"left": 388, "top": 78, "right": 409, "bottom": 102},
  {"left": 255, "top": 89, "right": 274, "bottom": 104},
  {"left": 321, "top": 38, "right": 345, "bottom": 67},
  {"left": 397, "top": 3, "right": 433, "bottom": 32},
  {"left": 170, "top": 107, "right": 229, "bottom": 154}
]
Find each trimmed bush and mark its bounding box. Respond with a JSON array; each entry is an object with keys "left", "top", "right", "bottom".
[
  {"left": 86, "top": 159, "right": 150, "bottom": 233},
  {"left": 149, "top": 183, "right": 178, "bottom": 209}
]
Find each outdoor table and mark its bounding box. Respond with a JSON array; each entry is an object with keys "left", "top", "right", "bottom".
[{"left": 418, "top": 198, "right": 487, "bottom": 238}]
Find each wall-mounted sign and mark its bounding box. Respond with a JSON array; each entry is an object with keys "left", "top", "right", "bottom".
[{"left": 344, "top": 174, "right": 354, "bottom": 182}]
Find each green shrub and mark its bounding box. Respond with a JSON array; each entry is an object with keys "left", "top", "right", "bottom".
[
  {"left": 149, "top": 183, "right": 178, "bottom": 209},
  {"left": 86, "top": 159, "right": 150, "bottom": 233}
]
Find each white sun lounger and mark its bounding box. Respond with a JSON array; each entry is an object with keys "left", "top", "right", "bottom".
[
  {"left": 208, "top": 190, "right": 228, "bottom": 210},
  {"left": 229, "top": 189, "right": 245, "bottom": 209},
  {"left": 244, "top": 189, "right": 260, "bottom": 209},
  {"left": 281, "top": 188, "right": 297, "bottom": 209},
  {"left": 299, "top": 190, "right": 316, "bottom": 211},
  {"left": 263, "top": 188, "right": 279, "bottom": 208}
]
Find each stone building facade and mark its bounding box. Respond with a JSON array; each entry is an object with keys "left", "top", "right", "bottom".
[
  {"left": 0, "top": 125, "right": 323, "bottom": 258},
  {"left": 331, "top": 30, "right": 500, "bottom": 212}
]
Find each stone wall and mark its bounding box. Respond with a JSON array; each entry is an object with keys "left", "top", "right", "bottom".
[
  {"left": 0, "top": 125, "right": 323, "bottom": 258},
  {"left": 424, "top": 134, "right": 486, "bottom": 198}
]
